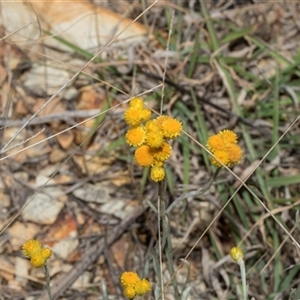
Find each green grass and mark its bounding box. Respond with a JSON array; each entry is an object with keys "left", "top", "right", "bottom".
[{"left": 3, "top": 1, "right": 300, "bottom": 299}]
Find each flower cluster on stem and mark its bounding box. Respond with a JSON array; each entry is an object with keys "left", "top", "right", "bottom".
[
  {"left": 206, "top": 129, "right": 243, "bottom": 167},
  {"left": 22, "top": 239, "right": 52, "bottom": 268},
  {"left": 124, "top": 98, "right": 182, "bottom": 182},
  {"left": 120, "top": 271, "right": 151, "bottom": 299}
]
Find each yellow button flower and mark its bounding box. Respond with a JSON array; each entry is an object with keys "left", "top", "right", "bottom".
[
  {"left": 230, "top": 246, "right": 243, "bottom": 263},
  {"left": 145, "top": 130, "right": 164, "bottom": 148},
  {"left": 124, "top": 286, "right": 136, "bottom": 299},
  {"left": 125, "top": 126, "right": 146, "bottom": 147},
  {"left": 211, "top": 150, "right": 229, "bottom": 167},
  {"left": 134, "top": 145, "right": 154, "bottom": 167},
  {"left": 140, "top": 108, "right": 151, "bottom": 121},
  {"left": 145, "top": 120, "right": 160, "bottom": 132},
  {"left": 41, "top": 248, "right": 52, "bottom": 260},
  {"left": 135, "top": 279, "right": 151, "bottom": 296},
  {"left": 120, "top": 271, "right": 140, "bottom": 288},
  {"left": 156, "top": 115, "right": 169, "bottom": 128},
  {"left": 30, "top": 254, "right": 47, "bottom": 268},
  {"left": 207, "top": 134, "right": 226, "bottom": 152},
  {"left": 227, "top": 143, "right": 243, "bottom": 166},
  {"left": 220, "top": 129, "right": 237, "bottom": 144},
  {"left": 150, "top": 165, "right": 165, "bottom": 182},
  {"left": 124, "top": 107, "right": 143, "bottom": 127},
  {"left": 129, "top": 97, "right": 144, "bottom": 110},
  {"left": 152, "top": 142, "right": 172, "bottom": 161},
  {"left": 22, "top": 239, "right": 42, "bottom": 258},
  {"left": 207, "top": 130, "right": 243, "bottom": 167},
  {"left": 22, "top": 239, "right": 52, "bottom": 268},
  {"left": 135, "top": 278, "right": 152, "bottom": 296},
  {"left": 158, "top": 116, "right": 182, "bottom": 139}
]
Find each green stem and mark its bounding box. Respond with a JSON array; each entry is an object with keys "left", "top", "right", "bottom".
[
  {"left": 44, "top": 264, "right": 53, "bottom": 300},
  {"left": 157, "top": 180, "right": 166, "bottom": 299},
  {"left": 157, "top": 180, "right": 180, "bottom": 299},
  {"left": 238, "top": 260, "right": 248, "bottom": 300}
]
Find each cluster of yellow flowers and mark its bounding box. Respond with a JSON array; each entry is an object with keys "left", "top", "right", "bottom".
[
  {"left": 124, "top": 98, "right": 182, "bottom": 182},
  {"left": 206, "top": 130, "right": 243, "bottom": 167},
  {"left": 120, "top": 271, "right": 151, "bottom": 299},
  {"left": 22, "top": 239, "right": 52, "bottom": 268}
]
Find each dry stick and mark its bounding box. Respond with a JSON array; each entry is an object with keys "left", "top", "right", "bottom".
[
  {"left": 0, "top": 109, "right": 101, "bottom": 127},
  {"left": 37, "top": 203, "right": 147, "bottom": 300}
]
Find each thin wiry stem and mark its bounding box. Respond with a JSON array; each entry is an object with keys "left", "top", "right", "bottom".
[
  {"left": 157, "top": 180, "right": 166, "bottom": 300},
  {"left": 238, "top": 260, "right": 247, "bottom": 300},
  {"left": 44, "top": 265, "right": 53, "bottom": 300}
]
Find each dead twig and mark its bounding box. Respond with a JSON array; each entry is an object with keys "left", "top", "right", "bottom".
[{"left": 0, "top": 109, "right": 102, "bottom": 128}]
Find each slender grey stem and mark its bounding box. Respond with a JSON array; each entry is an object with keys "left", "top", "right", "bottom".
[{"left": 44, "top": 265, "right": 53, "bottom": 300}]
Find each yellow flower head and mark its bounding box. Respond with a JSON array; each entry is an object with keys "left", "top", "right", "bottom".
[
  {"left": 124, "top": 286, "right": 136, "bottom": 299},
  {"left": 211, "top": 150, "right": 229, "bottom": 167},
  {"left": 129, "top": 98, "right": 144, "bottom": 110},
  {"left": 124, "top": 107, "right": 143, "bottom": 127},
  {"left": 124, "top": 99, "right": 182, "bottom": 181},
  {"left": 145, "top": 130, "right": 164, "bottom": 148},
  {"left": 134, "top": 145, "right": 154, "bottom": 167},
  {"left": 22, "top": 239, "right": 52, "bottom": 268},
  {"left": 120, "top": 271, "right": 140, "bottom": 288},
  {"left": 156, "top": 115, "right": 169, "bottom": 128},
  {"left": 207, "top": 130, "right": 242, "bottom": 167},
  {"left": 145, "top": 120, "right": 160, "bottom": 133},
  {"left": 158, "top": 116, "right": 182, "bottom": 139},
  {"left": 135, "top": 278, "right": 152, "bottom": 296},
  {"left": 125, "top": 126, "right": 146, "bottom": 147},
  {"left": 41, "top": 248, "right": 52, "bottom": 260},
  {"left": 152, "top": 142, "right": 172, "bottom": 161},
  {"left": 22, "top": 239, "right": 42, "bottom": 258},
  {"left": 220, "top": 129, "right": 237, "bottom": 144},
  {"left": 140, "top": 109, "right": 151, "bottom": 121},
  {"left": 206, "top": 135, "right": 226, "bottom": 152},
  {"left": 230, "top": 246, "right": 244, "bottom": 263},
  {"left": 30, "top": 254, "right": 47, "bottom": 268},
  {"left": 150, "top": 166, "right": 165, "bottom": 182},
  {"left": 226, "top": 143, "right": 243, "bottom": 166}
]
